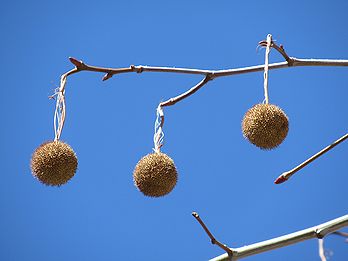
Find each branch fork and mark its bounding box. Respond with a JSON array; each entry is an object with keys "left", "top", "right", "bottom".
[{"left": 192, "top": 212, "right": 348, "bottom": 261}]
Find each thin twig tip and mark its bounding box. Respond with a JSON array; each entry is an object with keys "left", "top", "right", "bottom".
[
  {"left": 274, "top": 175, "right": 288, "bottom": 184},
  {"left": 69, "top": 57, "right": 83, "bottom": 68},
  {"left": 192, "top": 212, "right": 199, "bottom": 218}
]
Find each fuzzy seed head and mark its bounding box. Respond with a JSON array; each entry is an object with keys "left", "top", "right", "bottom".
[
  {"left": 133, "top": 152, "right": 178, "bottom": 197},
  {"left": 30, "top": 141, "right": 78, "bottom": 186},
  {"left": 242, "top": 103, "right": 289, "bottom": 149}
]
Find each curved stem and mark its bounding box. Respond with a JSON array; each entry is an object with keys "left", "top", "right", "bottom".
[{"left": 160, "top": 75, "right": 213, "bottom": 107}]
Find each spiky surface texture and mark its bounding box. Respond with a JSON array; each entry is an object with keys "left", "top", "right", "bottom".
[
  {"left": 133, "top": 152, "right": 178, "bottom": 197},
  {"left": 242, "top": 104, "right": 289, "bottom": 149},
  {"left": 31, "top": 141, "right": 78, "bottom": 186}
]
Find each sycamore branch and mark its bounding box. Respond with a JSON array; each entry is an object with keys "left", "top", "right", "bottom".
[
  {"left": 67, "top": 56, "right": 348, "bottom": 82},
  {"left": 192, "top": 213, "right": 348, "bottom": 261},
  {"left": 275, "top": 132, "right": 348, "bottom": 184},
  {"left": 54, "top": 37, "right": 348, "bottom": 160},
  {"left": 63, "top": 54, "right": 348, "bottom": 111},
  {"left": 61, "top": 35, "right": 348, "bottom": 112},
  {"left": 61, "top": 55, "right": 348, "bottom": 116}
]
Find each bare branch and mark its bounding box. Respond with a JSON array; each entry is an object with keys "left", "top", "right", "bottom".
[
  {"left": 160, "top": 75, "right": 212, "bottom": 107},
  {"left": 210, "top": 214, "right": 348, "bottom": 261},
  {"left": 332, "top": 231, "right": 348, "bottom": 242},
  {"left": 192, "top": 212, "right": 233, "bottom": 258},
  {"left": 333, "top": 231, "right": 348, "bottom": 238},
  {"left": 275, "top": 132, "right": 348, "bottom": 184},
  {"left": 64, "top": 57, "right": 348, "bottom": 80},
  {"left": 52, "top": 38, "right": 348, "bottom": 141}
]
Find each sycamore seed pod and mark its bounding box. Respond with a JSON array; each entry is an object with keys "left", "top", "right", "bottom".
[
  {"left": 242, "top": 103, "right": 289, "bottom": 149},
  {"left": 30, "top": 141, "right": 78, "bottom": 186},
  {"left": 133, "top": 152, "right": 178, "bottom": 197}
]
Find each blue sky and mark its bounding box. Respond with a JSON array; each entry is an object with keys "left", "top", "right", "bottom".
[{"left": 1, "top": 1, "right": 348, "bottom": 260}]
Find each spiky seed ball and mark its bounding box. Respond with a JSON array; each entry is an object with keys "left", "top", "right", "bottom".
[
  {"left": 133, "top": 152, "right": 178, "bottom": 197},
  {"left": 242, "top": 103, "right": 289, "bottom": 149},
  {"left": 30, "top": 141, "right": 78, "bottom": 186}
]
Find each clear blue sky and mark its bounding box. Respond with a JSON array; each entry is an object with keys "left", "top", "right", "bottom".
[{"left": 1, "top": 1, "right": 347, "bottom": 260}]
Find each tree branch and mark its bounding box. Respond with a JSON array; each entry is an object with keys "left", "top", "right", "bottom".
[
  {"left": 192, "top": 212, "right": 233, "bottom": 258},
  {"left": 332, "top": 231, "right": 348, "bottom": 242},
  {"left": 259, "top": 38, "right": 293, "bottom": 65},
  {"left": 160, "top": 75, "right": 213, "bottom": 107},
  {"left": 65, "top": 57, "right": 348, "bottom": 81},
  {"left": 53, "top": 40, "right": 348, "bottom": 143},
  {"left": 275, "top": 132, "right": 348, "bottom": 184},
  {"left": 209, "top": 214, "right": 348, "bottom": 261}
]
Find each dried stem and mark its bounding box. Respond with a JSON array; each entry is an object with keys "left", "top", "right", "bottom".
[
  {"left": 209, "top": 214, "right": 348, "bottom": 261},
  {"left": 160, "top": 75, "right": 213, "bottom": 107},
  {"left": 192, "top": 212, "right": 233, "bottom": 258},
  {"left": 275, "top": 132, "right": 348, "bottom": 184},
  {"left": 263, "top": 34, "right": 272, "bottom": 104}
]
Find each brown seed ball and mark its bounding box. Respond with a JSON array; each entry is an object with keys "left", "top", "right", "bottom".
[
  {"left": 30, "top": 141, "right": 78, "bottom": 186},
  {"left": 133, "top": 152, "right": 178, "bottom": 197},
  {"left": 242, "top": 103, "right": 289, "bottom": 149}
]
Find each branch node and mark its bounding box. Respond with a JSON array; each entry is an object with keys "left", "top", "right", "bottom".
[
  {"left": 136, "top": 66, "right": 143, "bottom": 73},
  {"left": 206, "top": 72, "right": 214, "bottom": 80},
  {"left": 316, "top": 228, "right": 326, "bottom": 239},
  {"left": 130, "top": 65, "right": 143, "bottom": 73},
  {"left": 102, "top": 72, "right": 113, "bottom": 81},
  {"left": 258, "top": 38, "right": 294, "bottom": 66}
]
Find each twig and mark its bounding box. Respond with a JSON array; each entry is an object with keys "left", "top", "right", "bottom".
[
  {"left": 318, "top": 239, "right": 327, "bottom": 261},
  {"left": 275, "top": 132, "right": 348, "bottom": 184},
  {"left": 209, "top": 214, "right": 348, "bottom": 261},
  {"left": 192, "top": 212, "right": 233, "bottom": 258},
  {"left": 65, "top": 57, "right": 348, "bottom": 81},
  {"left": 332, "top": 231, "right": 348, "bottom": 242},
  {"left": 53, "top": 40, "right": 348, "bottom": 140},
  {"left": 259, "top": 39, "right": 293, "bottom": 65},
  {"left": 160, "top": 75, "right": 213, "bottom": 107}
]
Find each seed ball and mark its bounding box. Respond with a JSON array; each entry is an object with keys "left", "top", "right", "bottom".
[
  {"left": 242, "top": 103, "right": 289, "bottom": 149},
  {"left": 30, "top": 141, "right": 78, "bottom": 186},
  {"left": 133, "top": 152, "right": 178, "bottom": 197}
]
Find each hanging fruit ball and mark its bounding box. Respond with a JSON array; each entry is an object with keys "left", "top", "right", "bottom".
[
  {"left": 30, "top": 141, "right": 78, "bottom": 186},
  {"left": 133, "top": 152, "right": 178, "bottom": 197},
  {"left": 242, "top": 103, "right": 289, "bottom": 149}
]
